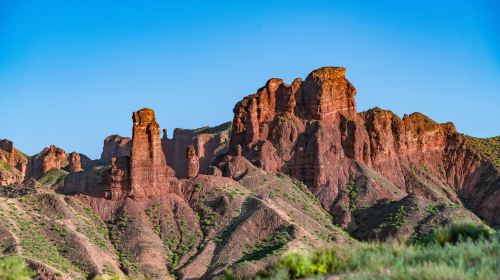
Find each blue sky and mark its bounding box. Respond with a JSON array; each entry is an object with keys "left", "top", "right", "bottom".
[{"left": 0, "top": 0, "right": 499, "bottom": 159}]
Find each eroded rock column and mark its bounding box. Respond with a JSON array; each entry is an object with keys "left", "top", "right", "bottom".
[
  {"left": 186, "top": 145, "right": 199, "bottom": 178},
  {"left": 130, "top": 108, "right": 174, "bottom": 200}
]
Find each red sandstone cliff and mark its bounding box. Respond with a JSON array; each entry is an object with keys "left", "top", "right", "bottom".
[
  {"left": 226, "top": 66, "right": 500, "bottom": 228},
  {"left": 101, "top": 108, "right": 176, "bottom": 200},
  {"left": 0, "top": 139, "right": 28, "bottom": 185},
  {"left": 162, "top": 122, "right": 230, "bottom": 178},
  {"left": 101, "top": 135, "right": 132, "bottom": 164},
  {"left": 130, "top": 108, "right": 175, "bottom": 199},
  {"left": 27, "top": 145, "right": 68, "bottom": 179}
]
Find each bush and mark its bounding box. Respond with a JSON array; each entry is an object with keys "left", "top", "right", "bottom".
[
  {"left": 0, "top": 256, "right": 36, "bottom": 280},
  {"left": 259, "top": 227, "right": 500, "bottom": 279},
  {"left": 417, "top": 222, "right": 494, "bottom": 246},
  {"left": 38, "top": 168, "right": 69, "bottom": 186},
  {"left": 262, "top": 248, "right": 336, "bottom": 279},
  {"left": 92, "top": 273, "right": 121, "bottom": 280}
]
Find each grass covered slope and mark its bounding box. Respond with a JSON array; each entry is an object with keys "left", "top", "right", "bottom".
[
  {"left": 177, "top": 169, "right": 353, "bottom": 279},
  {"left": 0, "top": 256, "right": 35, "bottom": 280},
  {"left": 0, "top": 188, "right": 122, "bottom": 279},
  {"left": 467, "top": 136, "right": 500, "bottom": 168},
  {"left": 258, "top": 222, "right": 499, "bottom": 280}
]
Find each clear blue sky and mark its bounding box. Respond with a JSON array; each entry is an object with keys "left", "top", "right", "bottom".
[{"left": 1, "top": 1, "right": 499, "bottom": 159}]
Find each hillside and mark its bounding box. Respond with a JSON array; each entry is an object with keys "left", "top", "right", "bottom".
[{"left": 0, "top": 67, "right": 499, "bottom": 279}]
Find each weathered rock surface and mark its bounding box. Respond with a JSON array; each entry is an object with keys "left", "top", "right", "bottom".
[
  {"left": 27, "top": 145, "right": 68, "bottom": 179},
  {"left": 6, "top": 66, "right": 500, "bottom": 280},
  {"left": 186, "top": 145, "right": 199, "bottom": 178},
  {"left": 100, "top": 135, "right": 132, "bottom": 164},
  {"left": 67, "top": 152, "right": 83, "bottom": 173},
  {"left": 0, "top": 139, "right": 28, "bottom": 185},
  {"left": 227, "top": 66, "right": 500, "bottom": 228},
  {"left": 129, "top": 108, "right": 175, "bottom": 200},
  {"left": 56, "top": 106, "right": 354, "bottom": 279},
  {"left": 162, "top": 122, "right": 231, "bottom": 178},
  {"left": 88, "top": 108, "right": 177, "bottom": 201}
]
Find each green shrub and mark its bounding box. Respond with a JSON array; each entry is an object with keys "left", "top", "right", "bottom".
[
  {"left": 277, "top": 115, "right": 287, "bottom": 125},
  {"left": 466, "top": 136, "right": 500, "bottom": 168},
  {"left": 38, "top": 168, "right": 69, "bottom": 186},
  {"left": 0, "top": 160, "right": 12, "bottom": 171},
  {"left": 259, "top": 228, "right": 500, "bottom": 279},
  {"left": 417, "top": 222, "right": 494, "bottom": 246},
  {"left": 92, "top": 273, "right": 121, "bottom": 280},
  {"left": 264, "top": 248, "right": 336, "bottom": 278},
  {"left": 346, "top": 181, "right": 357, "bottom": 210},
  {"left": 381, "top": 205, "right": 409, "bottom": 229},
  {"left": 0, "top": 256, "right": 36, "bottom": 280}
]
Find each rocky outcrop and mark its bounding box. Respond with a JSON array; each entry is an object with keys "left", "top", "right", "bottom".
[
  {"left": 186, "top": 145, "right": 199, "bottom": 178},
  {"left": 95, "top": 108, "right": 176, "bottom": 201},
  {"left": 67, "top": 152, "right": 83, "bottom": 173},
  {"left": 129, "top": 108, "right": 175, "bottom": 200},
  {"left": 0, "top": 139, "right": 28, "bottom": 185},
  {"left": 162, "top": 122, "right": 230, "bottom": 178},
  {"left": 101, "top": 135, "right": 132, "bottom": 164},
  {"left": 28, "top": 145, "right": 68, "bottom": 179},
  {"left": 226, "top": 66, "right": 500, "bottom": 228}
]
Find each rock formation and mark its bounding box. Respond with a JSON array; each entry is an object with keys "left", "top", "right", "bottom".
[
  {"left": 0, "top": 139, "right": 28, "bottom": 185},
  {"left": 186, "top": 145, "right": 199, "bottom": 178},
  {"left": 162, "top": 122, "right": 230, "bottom": 178},
  {"left": 227, "top": 66, "right": 500, "bottom": 228},
  {"left": 27, "top": 145, "right": 68, "bottom": 179},
  {"left": 128, "top": 108, "right": 174, "bottom": 199},
  {"left": 4, "top": 66, "right": 499, "bottom": 280},
  {"left": 100, "top": 135, "right": 132, "bottom": 164},
  {"left": 67, "top": 152, "right": 83, "bottom": 173}
]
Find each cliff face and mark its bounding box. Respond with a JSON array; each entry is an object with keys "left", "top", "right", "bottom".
[
  {"left": 162, "top": 122, "right": 231, "bottom": 178},
  {"left": 100, "top": 135, "right": 132, "bottom": 164},
  {"left": 57, "top": 107, "right": 346, "bottom": 279},
  {"left": 28, "top": 145, "right": 68, "bottom": 179},
  {"left": 3, "top": 66, "right": 499, "bottom": 280},
  {"left": 103, "top": 108, "right": 176, "bottom": 201},
  {"left": 0, "top": 139, "right": 28, "bottom": 185},
  {"left": 227, "top": 67, "right": 500, "bottom": 227}
]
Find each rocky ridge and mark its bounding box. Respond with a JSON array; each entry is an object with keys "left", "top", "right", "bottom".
[{"left": 0, "top": 66, "right": 498, "bottom": 279}]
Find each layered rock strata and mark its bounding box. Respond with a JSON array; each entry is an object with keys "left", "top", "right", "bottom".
[
  {"left": 162, "top": 122, "right": 230, "bottom": 178},
  {"left": 227, "top": 66, "right": 500, "bottom": 227}
]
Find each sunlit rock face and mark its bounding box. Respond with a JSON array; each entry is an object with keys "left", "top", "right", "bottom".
[
  {"left": 129, "top": 108, "right": 175, "bottom": 200},
  {"left": 227, "top": 66, "right": 500, "bottom": 228}
]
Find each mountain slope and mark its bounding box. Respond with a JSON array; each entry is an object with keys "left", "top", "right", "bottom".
[{"left": 0, "top": 66, "right": 498, "bottom": 279}]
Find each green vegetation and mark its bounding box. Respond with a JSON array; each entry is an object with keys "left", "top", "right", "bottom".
[
  {"left": 415, "top": 222, "right": 494, "bottom": 246},
  {"left": 91, "top": 273, "right": 122, "bottom": 280},
  {"left": 258, "top": 228, "right": 500, "bottom": 279},
  {"left": 186, "top": 121, "right": 232, "bottom": 135},
  {"left": 409, "top": 112, "right": 439, "bottom": 130},
  {"left": 110, "top": 213, "right": 141, "bottom": 274},
  {"left": 78, "top": 206, "right": 111, "bottom": 249},
  {"left": 38, "top": 168, "right": 69, "bottom": 186},
  {"left": 239, "top": 231, "right": 291, "bottom": 262},
  {"left": 145, "top": 203, "right": 162, "bottom": 235},
  {"left": 467, "top": 136, "right": 500, "bottom": 168},
  {"left": 0, "top": 256, "right": 35, "bottom": 280},
  {"left": 15, "top": 149, "right": 28, "bottom": 158},
  {"left": 167, "top": 217, "right": 198, "bottom": 271},
  {"left": 381, "top": 205, "right": 409, "bottom": 229},
  {"left": 346, "top": 181, "right": 357, "bottom": 211},
  {"left": 277, "top": 115, "right": 287, "bottom": 125},
  {"left": 194, "top": 182, "right": 202, "bottom": 192},
  {"left": 419, "top": 162, "right": 430, "bottom": 175},
  {"left": 426, "top": 203, "right": 440, "bottom": 216},
  {"left": 258, "top": 248, "right": 336, "bottom": 279},
  {"left": 0, "top": 159, "right": 12, "bottom": 171},
  {"left": 0, "top": 198, "right": 83, "bottom": 276}
]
